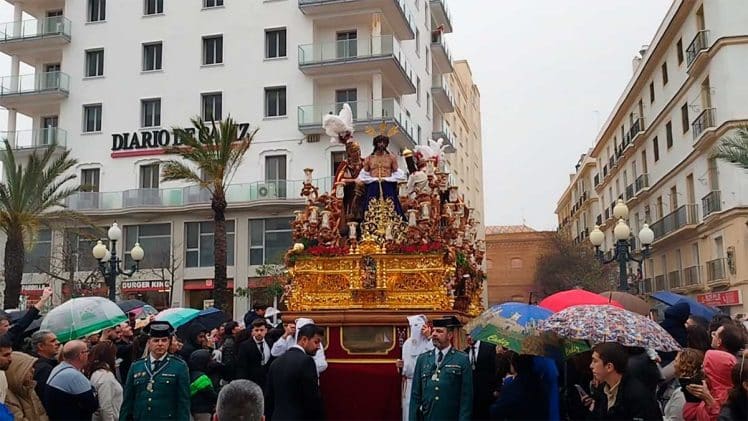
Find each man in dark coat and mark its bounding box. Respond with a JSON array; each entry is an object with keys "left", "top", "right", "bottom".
[
  {"left": 243, "top": 303, "right": 267, "bottom": 329},
  {"left": 236, "top": 318, "right": 270, "bottom": 390},
  {"left": 659, "top": 302, "right": 689, "bottom": 365},
  {"left": 29, "top": 329, "right": 60, "bottom": 402},
  {"left": 463, "top": 337, "right": 497, "bottom": 420},
  {"left": 0, "top": 287, "right": 52, "bottom": 350},
  {"left": 265, "top": 323, "right": 325, "bottom": 421},
  {"left": 178, "top": 321, "right": 208, "bottom": 361},
  {"left": 588, "top": 342, "right": 662, "bottom": 421}
]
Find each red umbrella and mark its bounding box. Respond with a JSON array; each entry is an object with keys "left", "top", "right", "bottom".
[{"left": 539, "top": 289, "right": 623, "bottom": 313}]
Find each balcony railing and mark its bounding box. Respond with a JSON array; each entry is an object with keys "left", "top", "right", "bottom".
[
  {"left": 702, "top": 190, "right": 721, "bottom": 218},
  {"left": 66, "top": 178, "right": 335, "bottom": 211},
  {"left": 650, "top": 204, "right": 698, "bottom": 239},
  {"left": 0, "top": 71, "right": 70, "bottom": 96},
  {"left": 635, "top": 173, "right": 649, "bottom": 192},
  {"left": 683, "top": 265, "right": 701, "bottom": 286},
  {"left": 655, "top": 275, "right": 667, "bottom": 292},
  {"left": 608, "top": 156, "right": 615, "bottom": 169},
  {"left": 604, "top": 208, "right": 610, "bottom": 221},
  {"left": 668, "top": 270, "right": 681, "bottom": 289},
  {"left": 0, "top": 16, "right": 72, "bottom": 43},
  {"left": 692, "top": 108, "right": 715, "bottom": 141},
  {"left": 593, "top": 174, "right": 600, "bottom": 187},
  {"left": 686, "top": 30, "right": 709, "bottom": 68},
  {"left": 299, "top": 35, "right": 402, "bottom": 66},
  {"left": 625, "top": 184, "right": 634, "bottom": 200},
  {"left": 706, "top": 258, "right": 727, "bottom": 283},
  {"left": 0, "top": 128, "right": 67, "bottom": 149},
  {"left": 596, "top": 214, "right": 602, "bottom": 226},
  {"left": 603, "top": 165, "right": 608, "bottom": 177},
  {"left": 298, "top": 99, "right": 409, "bottom": 129},
  {"left": 429, "top": 0, "right": 453, "bottom": 33},
  {"left": 628, "top": 118, "right": 644, "bottom": 143}
]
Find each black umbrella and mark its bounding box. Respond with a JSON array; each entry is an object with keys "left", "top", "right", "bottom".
[
  {"left": 9, "top": 310, "right": 41, "bottom": 324},
  {"left": 117, "top": 299, "right": 148, "bottom": 314},
  {"left": 175, "top": 307, "right": 228, "bottom": 339}
]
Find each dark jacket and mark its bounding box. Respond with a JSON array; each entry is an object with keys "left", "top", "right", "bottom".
[
  {"left": 188, "top": 350, "right": 218, "bottom": 415},
  {"left": 626, "top": 349, "right": 662, "bottom": 396},
  {"left": 31, "top": 354, "right": 58, "bottom": 403},
  {"left": 589, "top": 374, "right": 663, "bottom": 421},
  {"left": 659, "top": 302, "right": 689, "bottom": 365},
  {"left": 266, "top": 347, "right": 324, "bottom": 421},
  {"left": 44, "top": 362, "right": 99, "bottom": 421},
  {"left": 243, "top": 310, "right": 262, "bottom": 328},
  {"left": 719, "top": 401, "right": 747, "bottom": 421},
  {"left": 179, "top": 322, "right": 207, "bottom": 361},
  {"left": 220, "top": 335, "right": 237, "bottom": 381},
  {"left": 115, "top": 339, "right": 133, "bottom": 382},
  {"left": 236, "top": 338, "right": 268, "bottom": 389},
  {"left": 7, "top": 307, "right": 40, "bottom": 350},
  {"left": 464, "top": 341, "right": 497, "bottom": 420},
  {"left": 489, "top": 354, "right": 547, "bottom": 421}
]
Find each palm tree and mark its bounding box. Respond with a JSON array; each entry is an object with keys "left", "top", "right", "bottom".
[
  {"left": 0, "top": 140, "right": 80, "bottom": 308},
  {"left": 712, "top": 126, "right": 748, "bottom": 170},
  {"left": 162, "top": 117, "right": 256, "bottom": 312}
]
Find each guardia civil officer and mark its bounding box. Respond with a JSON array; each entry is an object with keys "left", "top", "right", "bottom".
[
  {"left": 119, "top": 321, "right": 190, "bottom": 421},
  {"left": 409, "top": 316, "right": 472, "bottom": 421}
]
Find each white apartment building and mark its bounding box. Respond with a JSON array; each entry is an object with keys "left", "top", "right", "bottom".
[
  {"left": 0, "top": 0, "right": 480, "bottom": 317},
  {"left": 556, "top": 0, "right": 748, "bottom": 314}
]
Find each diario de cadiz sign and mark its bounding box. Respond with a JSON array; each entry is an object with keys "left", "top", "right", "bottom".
[{"left": 110, "top": 123, "right": 252, "bottom": 157}]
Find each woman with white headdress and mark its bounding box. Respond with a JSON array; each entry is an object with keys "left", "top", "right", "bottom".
[{"left": 398, "top": 315, "right": 433, "bottom": 421}]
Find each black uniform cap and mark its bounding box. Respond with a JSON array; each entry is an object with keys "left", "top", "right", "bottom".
[
  {"left": 146, "top": 321, "right": 174, "bottom": 338},
  {"left": 433, "top": 316, "right": 461, "bottom": 329}
]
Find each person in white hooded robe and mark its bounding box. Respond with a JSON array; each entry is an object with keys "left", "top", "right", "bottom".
[
  {"left": 270, "top": 317, "right": 328, "bottom": 375},
  {"left": 397, "top": 314, "right": 433, "bottom": 421}
]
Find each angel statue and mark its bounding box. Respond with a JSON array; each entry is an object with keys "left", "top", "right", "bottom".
[
  {"left": 357, "top": 122, "right": 407, "bottom": 218},
  {"left": 324, "top": 104, "right": 365, "bottom": 232},
  {"left": 405, "top": 138, "right": 448, "bottom": 196}
]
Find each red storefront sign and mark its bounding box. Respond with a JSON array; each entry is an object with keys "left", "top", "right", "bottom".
[
  {"left": 696, "top": 290, "right": 742, "bottom": 307},
  {"left": 121, "top": 280, "right": 171, "bottom": 292},
  {"left": 183, "top": 279, "right": 234, "bottom": 290},
  {"left": 20, "top": 284, "right": 47, "bottom": 297}
]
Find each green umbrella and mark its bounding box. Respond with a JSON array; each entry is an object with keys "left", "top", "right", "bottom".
[
  {"left": 41, "top": 297, "right": 128, "bottom": 343},
  {"left": 155, "top": 307, "right": 200, "bottom": 329}
]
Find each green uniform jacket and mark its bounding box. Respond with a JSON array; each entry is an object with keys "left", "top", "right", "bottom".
[
  {"left": 409, "top": 347, "right": 473, "bottom": 421},
  {"left": 119, "top": 354, "right": 191, "bottom": 421}
]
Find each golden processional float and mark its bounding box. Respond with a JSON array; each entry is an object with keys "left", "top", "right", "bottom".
[{"left": 280, "top": 104, "right": 485, "bottom": 420}]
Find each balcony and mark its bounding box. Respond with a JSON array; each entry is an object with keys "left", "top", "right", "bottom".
[
  {"left": 298, "top": 35, "right": 415, "bottom": 95},
  {"left": 432, "top": 128, "right": 455, "bottom": 153},
  {"left": 429, "top": 0, "right": 453, "bottom": 33},
  {"left": 692, "top": 108, "right": 715, "bottom": 142},
  {"left": 604, "top": 208, "right": 610, "bottom": 221},
  {"left": 0, "top": 128, "right": 67, "bottom": 151},
  {"left": 655, "top": 275, "right": 667, "bottom": 292},
  {"left": 668, "top": 270, "right": 681, "bottom": 289},
  {"left": 706, "top": 258, "right": 727, "bottom": 285},
  {"left": 0, "top": 71, "right": 69, "bottom": 115},
  {"left": 0, "top": 16, "right": 71, "bottom": 59},
  {"left": 686, "top": 30, "right": 709, "bottom": 68},
  {"left": 627, "top": 118, "right": 644, "bottom": 144},
  {"left": 593, "top": 174, "right": 600, "bottom": 187},
  {"left": 602, "top": 165, "right": 608, "bottom": 178},
  {"left": 608, "top": 156, "right": 615, "bottom": 170},
  {"left": 650, "top": 204, "right": 698, "bottom": 241},
  {"left": 298, "top": 0, "right": 415, "bottom": 40},
  {"left": 595, "top": 214, "right": 602, "bottom": 226},
  {"left": 430, "top": 31, "right": 453, "bottom": 73},
  {"left": 702, "top": 190, "right": 721, "bottom": 218},
  {"left": 66, "top": 178, "right": 336, "bottom": 213},
  {"left": 683, "top": 265, "right": 701, "bottom": 287},
  {"left": 297, "top": 99, "right": 417, "bottom": 146},
  {"left": 635, "top": 173, "right": 649, "bottom": 193},
  {"left": 431, "top": 74, "right": 454, "bottom": 113},
  {"left": 625, "top": 184, "right": 634, "bottom": 201}
]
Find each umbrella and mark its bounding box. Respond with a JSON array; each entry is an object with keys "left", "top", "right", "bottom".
[
  {"left": 599, "top": 291, "right": 651, "bottom": 316},
  {"left": 650, "top": 291, "right": 720, "bottom": 321},
  {"left": 539, "top": 289, "right": 624, "bottom": 313},
  {"left": 176, "top": 307, "right": 228, "bottom": 339},
  {"left": 155, "top": 307, "right": 200, "bottom": 329},
  {"left": 40, "top": 297, "right": 128, "bottom": 343},
  {"left": 466, "top": 302, "right": 589, "bottom": 357},
  {"left": 7, "top": 310, "right": 41, "bottom": 324},
  {"left": 541, "top": 304, "right": 682, "bottom": 352},
  {"left": 24, "top": 318, "right": 42, "bottom": 334},
  {"left": 117, "top": 299, "right": 148, "bottom": 313}
]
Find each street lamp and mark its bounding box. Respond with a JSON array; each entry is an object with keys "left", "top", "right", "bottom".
[
  {"left": 92, "top": 223, "right": 145, "bottom": 302},
  {"left": 589, "top": 199, "right": 654, "bottom": 292}
]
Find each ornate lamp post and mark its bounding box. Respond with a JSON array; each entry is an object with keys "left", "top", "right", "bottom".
[
  {"left": 92, "top": 223, "right": 145, "bottom": 302},
  {"left": 589, "top": 199, "right": 655, "bottom": 292}
]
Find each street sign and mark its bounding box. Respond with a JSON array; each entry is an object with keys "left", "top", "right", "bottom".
[{"left": 696, "top": 290, "right": 742, "bottom": 307}]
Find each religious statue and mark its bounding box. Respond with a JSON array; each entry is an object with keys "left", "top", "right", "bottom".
[{"left": 357, "top": 123, "right": 407, "bottom": 218}]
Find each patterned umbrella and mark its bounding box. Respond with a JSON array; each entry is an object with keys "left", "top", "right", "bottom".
[
  {"left": 155, "top": 307, "right": 200, "bottom": 329},
  {"left": 541, "top": 304, "right": 682, "bottom": 351},
  {"left": 539, "top": 289, "right": 623, "bottom": 313},
  {"left": 41, "top": 297, "right": 128, "bottom": 343}
]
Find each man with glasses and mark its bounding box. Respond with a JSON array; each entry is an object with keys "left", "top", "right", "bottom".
[{"left": 44, "top": 339, "right": 99, "bottom": 421}]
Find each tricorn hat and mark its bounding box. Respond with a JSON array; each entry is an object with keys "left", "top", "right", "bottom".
[
  {"left": 433, "top": 316, "right": 461, "bottom": 329},
  {"left": 145, "top": 321, "right": 174, "bottom": 338}
]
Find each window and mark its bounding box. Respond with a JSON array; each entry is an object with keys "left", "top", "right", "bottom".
[
  {"left": 331, "top": 151, "right": 346, "bottom": 177},
  {"left": 417, "top": 125, "right": 422, "bottom": 144},
  {"left": 202, "top": 93, "right": 222, "bottom": 121},
  {"left": 141, "top": 98, "right": 161, "bottom": 128},
  {"left": 204, "top": 0, "right": 223, "bottom": 7},
  {"left": 144, "top": 0, "right": 163, "bottom": 15},
  {"left": 83, "top": 104, "right": 102, "bottom": 132},
  {"left": 666, "top": 121, "right": 673, "bottom": 149},
  {"left": 143, "top": 42, "right": 163, "bottom": 71},
  {"left": 249, "top": 218, "right": 293, "bottom": 265},
  {"left": 649, "top": 82, "right": 655, "bottom": 103},
  {"left": 264, "top": 87, "right": 286, "bottom": 117},
  {"left": 681, "top": 103, "right": 689, "bottom": 133},
  {"left": 676, "top": 38, "right": 684, "bottom": 65},
  {"left": 416, "top": 76, "right": 421, "bottom": 105},
  {"left": 140, "top": 163, "right": 160, "bottom": 189},
  {"left": 202, "top": 35, "right": 223, "bottom": 65},
  {"left": 64, "top": 228, "right": 101, "bottom": 273},
  {"left": 88, "top": 0, "right": 106, "bottom": 22},
  {"left": 85, "top": 49, "right": 104, "bottom": 77},
  {"left": 415, "top": 29, "right": 420, "bottom": 56},
  {"left": 265, "top": 29, "right": 287, "bottom": 59},
  {"left": 335, "top": 89, "right": 357, "bottom": 117},
  {"left": 24, "top": 229, "right": 52, "bottom": 273},
  {"left": 81, "top": 168, "right": 100, "bottom": 192},
  {"left": 426, "top": 92, "right": 431, "bottom": 118},
  {"left": 336, "top": 31, "right": 357, "bottom": 58},
  {"left": 653, "top": 136, "right": 660, "bottom": 162},
  {"left": 124, "top": 224, "right": 171, "bottom": 269},
  {"left": 265, "top": 155, "right": 287, "bottom": 197},
  {"left": 425, "top": 48, "right": 429, "bottom": 73},
  {"left": 186, "top": 221, "right": 235, "bottom": 267},
  {"left": 662, "top": 62, "right": 668, "bottom": 85}
]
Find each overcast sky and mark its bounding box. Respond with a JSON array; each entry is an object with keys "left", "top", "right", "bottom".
[{"left": 0, "top": 1, "right": 673, "bottom": 230}]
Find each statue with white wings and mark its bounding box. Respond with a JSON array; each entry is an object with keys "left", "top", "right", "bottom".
[{"left": 405, "top": 138, "right": 449, "bottom": 196}]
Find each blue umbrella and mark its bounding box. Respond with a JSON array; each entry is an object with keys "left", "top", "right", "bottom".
[{"left": 650, "top": 291, "right": 721, "bottom": 321}]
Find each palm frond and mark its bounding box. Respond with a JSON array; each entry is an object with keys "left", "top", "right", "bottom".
[{"left": 711, "top": 126, "right": 748, "bottom": 170}]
